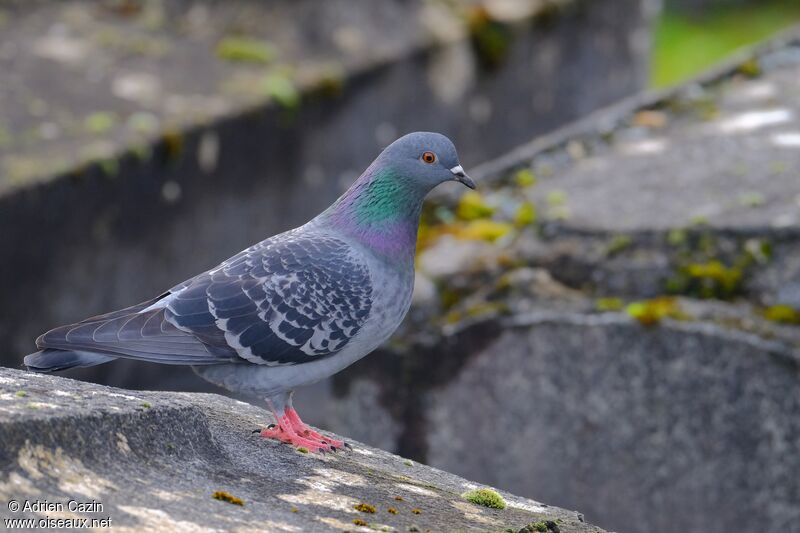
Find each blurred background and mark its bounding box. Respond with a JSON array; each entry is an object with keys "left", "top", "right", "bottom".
[{"left": 1, "top": 1, "right": 800, "bottom": 532}]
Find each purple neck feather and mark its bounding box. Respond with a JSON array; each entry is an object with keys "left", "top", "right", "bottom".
[{"left": 321, "top": 162, "right": 426, "bottom": 260}]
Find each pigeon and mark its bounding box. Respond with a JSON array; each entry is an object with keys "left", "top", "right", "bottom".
[{"left": 25, "top": 131, "right": 475, "bottom": 452}]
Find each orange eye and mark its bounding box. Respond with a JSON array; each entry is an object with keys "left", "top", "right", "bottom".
[{"left": 421, "top": 151, "right": 437, "bottom": 164}]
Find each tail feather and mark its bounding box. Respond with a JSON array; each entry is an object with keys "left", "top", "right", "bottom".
[{"left": 24, "top": 349, "right": 116, "bottom": 372}]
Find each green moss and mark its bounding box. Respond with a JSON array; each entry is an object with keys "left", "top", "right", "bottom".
[
  {"left": 296, "top": 447, "right": 309, "bottom": 453},
  {"left": 456, "top": 220, "right": 513, "bottom": 242},
  {"left": 84, "top": 112, "right": 116, "bottom": 134},
  {"left": 212, "top": 490, "right": 244, "bottom": 506},
  {"left": 98, "top": 158, "right": 119, "bottom": 177},
  {"left": 606, "top": 235, "right": 633, "bottom": 256},
  {"left": 738, "top": 192, "right": 765, "bottom": 207},
  {"left": 678, "top": 260, "right": 743, "bottom": 299},
  {"left": 763, "top": 305, "right": 800, "bottom": 325},
  {"left": 216, "top": 37, "right": 276, "bottom": 64},
  {"left": 626, "top": 297, "right": 688, "bottom": 326},
  {"left": 667, "top": 229, "right": 687, "bottom": 246},
  {"left": 514, "top": 169, "right": 537, "bottom": 187},
  {"left": 737, "top": 58, "right": 762, "bottom": 78},
  {"left": 15, "top": 390, "right": 27, "bottom": 398},
  {"left": 467, "top": 7, "right": 513, "bottom": 69},
  {"left": 546, "top": 190, "right": 567, "bottom": 206},
  {"left": 519, "top": 521, "right": 560, "bottom": 533},
  {"left": 457, "top": 191, "right": 495, "bottom": 221},
  {"left": 140, "top": 402, "right": 151, "bottom": 409},
  {"left": 127, "top": 112, "right": 159, "bottom": 135},
  {"left": 595, "top": 297, "right": 624, "bottom": 312},
  {"left": 462, "top": 488, "right": 506, "bottom": 510},
  {"left": 745, "top": 239, "right": 773, "bottom": 263},
  {"left": 514, "top": 202, "right": 537, "bottom": 227},
  {"left": 262, "top": 72, "right": 300, "bottom": 109},
  {"left": 354, "top": 503, "right": 376, "bottom": 513}
]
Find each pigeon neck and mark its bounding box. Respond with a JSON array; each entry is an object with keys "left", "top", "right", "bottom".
[{"left": 323, "top": 164, "right": 425, "bottom": 260}]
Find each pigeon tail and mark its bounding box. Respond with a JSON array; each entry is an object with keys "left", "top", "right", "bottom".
[{"left": 24, "top": 349, "right": 116, "bottom": 372}]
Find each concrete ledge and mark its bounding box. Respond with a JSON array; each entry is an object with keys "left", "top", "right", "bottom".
[{"left": 0, "top": 367, "right": 602, "bottom": 532}]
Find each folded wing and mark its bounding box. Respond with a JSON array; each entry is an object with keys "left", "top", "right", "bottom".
[{"left": 35, "top": 233, "right": 373, "bottom": 367}]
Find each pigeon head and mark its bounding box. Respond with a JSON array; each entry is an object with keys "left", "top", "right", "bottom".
[
  {"left": 374, "top": 132, "right": 475, "bottom": 192},
  {"left": 322, "top": 132, "right": 474, "bottom": 258}
]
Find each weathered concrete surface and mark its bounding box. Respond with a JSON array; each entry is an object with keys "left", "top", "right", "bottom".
[
  {"left": 428, "top": 313, "right": 800, "bottom": 533},
  {"left": 0, "top": 0, "right": 655, "bottom": 384},
  {"left": 0, "top": 367, "right": 603, "bottom": 533},
  {"left": 314, "top": 30, "right": 800, "bottom": 533}
]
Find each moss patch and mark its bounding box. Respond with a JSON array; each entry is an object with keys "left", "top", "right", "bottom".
[
  {"left": 626, "top": 297, "right": 689, "bottom": 326},
  {"left": 212, "top": 490, "right": 244, "bottom": 506},
  {"left": 354, "top": 503, "right": 376, "bottom": 513},
  {"left": 763, "top": 305, "right": 800, "bottom": 325},
  {"left": 520, "top": 520, "right": 561, "bottom": 533},
  {"left": 595, "top": 297, "right": 625, "bottom": 312},
  {"left": 461, "top": 488, "right": 506, "bottom": 510},
  {"left": 514, "top": 168, "right": 537, "bottom": 187},
  {"left": 457, "top": 191, "right": 495, "bottom": 221},
  {"left": 216, "top": 36, "right": 276, "bottom": 64},
  {"left": 262, "top": 72, "right": 300, "bottom": 109},
  {"left": 467, "top": 6, "right": 513, "bottom": 69},
  {"left": 514, "top": 202, "right": 537, "bottom": 227},
  {"left": 456, "top": 220, "right": 513, "bottom": 242}
]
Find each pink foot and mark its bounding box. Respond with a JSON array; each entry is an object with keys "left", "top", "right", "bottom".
[
  {"left": 260, "top": 414, "right": 333, "bottom": 453},
  {"left": 285, "top": 408, "right": 346, "bottom": 449}
]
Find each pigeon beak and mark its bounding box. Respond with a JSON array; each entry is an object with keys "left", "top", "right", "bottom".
[{"left": 450, "top": 165, "right": 476, "bottom": 189}]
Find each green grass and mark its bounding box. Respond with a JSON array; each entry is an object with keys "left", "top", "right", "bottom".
[{"left": 652, "top": 2, "right": 800, "bottom": 87}]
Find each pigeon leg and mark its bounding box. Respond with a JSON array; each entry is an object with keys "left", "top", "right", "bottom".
[
  {"left": 285, "top": 407, "right": 345, "bottom": 449},
  {"left": 285, "top": 391, "right": 346, "bottom": 449},
  {"left": 259, "top": 395, "right": 333, "bottom": 452}
]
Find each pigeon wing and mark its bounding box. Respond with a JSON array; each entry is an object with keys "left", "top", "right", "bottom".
[
  {"left": 166, "top": 234, "right": 373, "bottom": 366},
  {"left": 36, "top": 234, "right": 373, "bottom": 367}
]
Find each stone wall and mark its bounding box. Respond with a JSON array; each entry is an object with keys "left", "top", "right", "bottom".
[
  {"left": 0, "top": 0, "right": 655, "bottom": 389},
  {"left": 318, "top": 31, "right": 800, "bottom": 533}
]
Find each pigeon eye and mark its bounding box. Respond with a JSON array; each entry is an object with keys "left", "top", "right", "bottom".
[{"left": 421, "top": 151, "right": 437, "bottom": 164}]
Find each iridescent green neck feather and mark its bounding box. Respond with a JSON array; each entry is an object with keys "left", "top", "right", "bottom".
[{"left": 322, "top": 165, "right": 426, "bottom": 260}]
